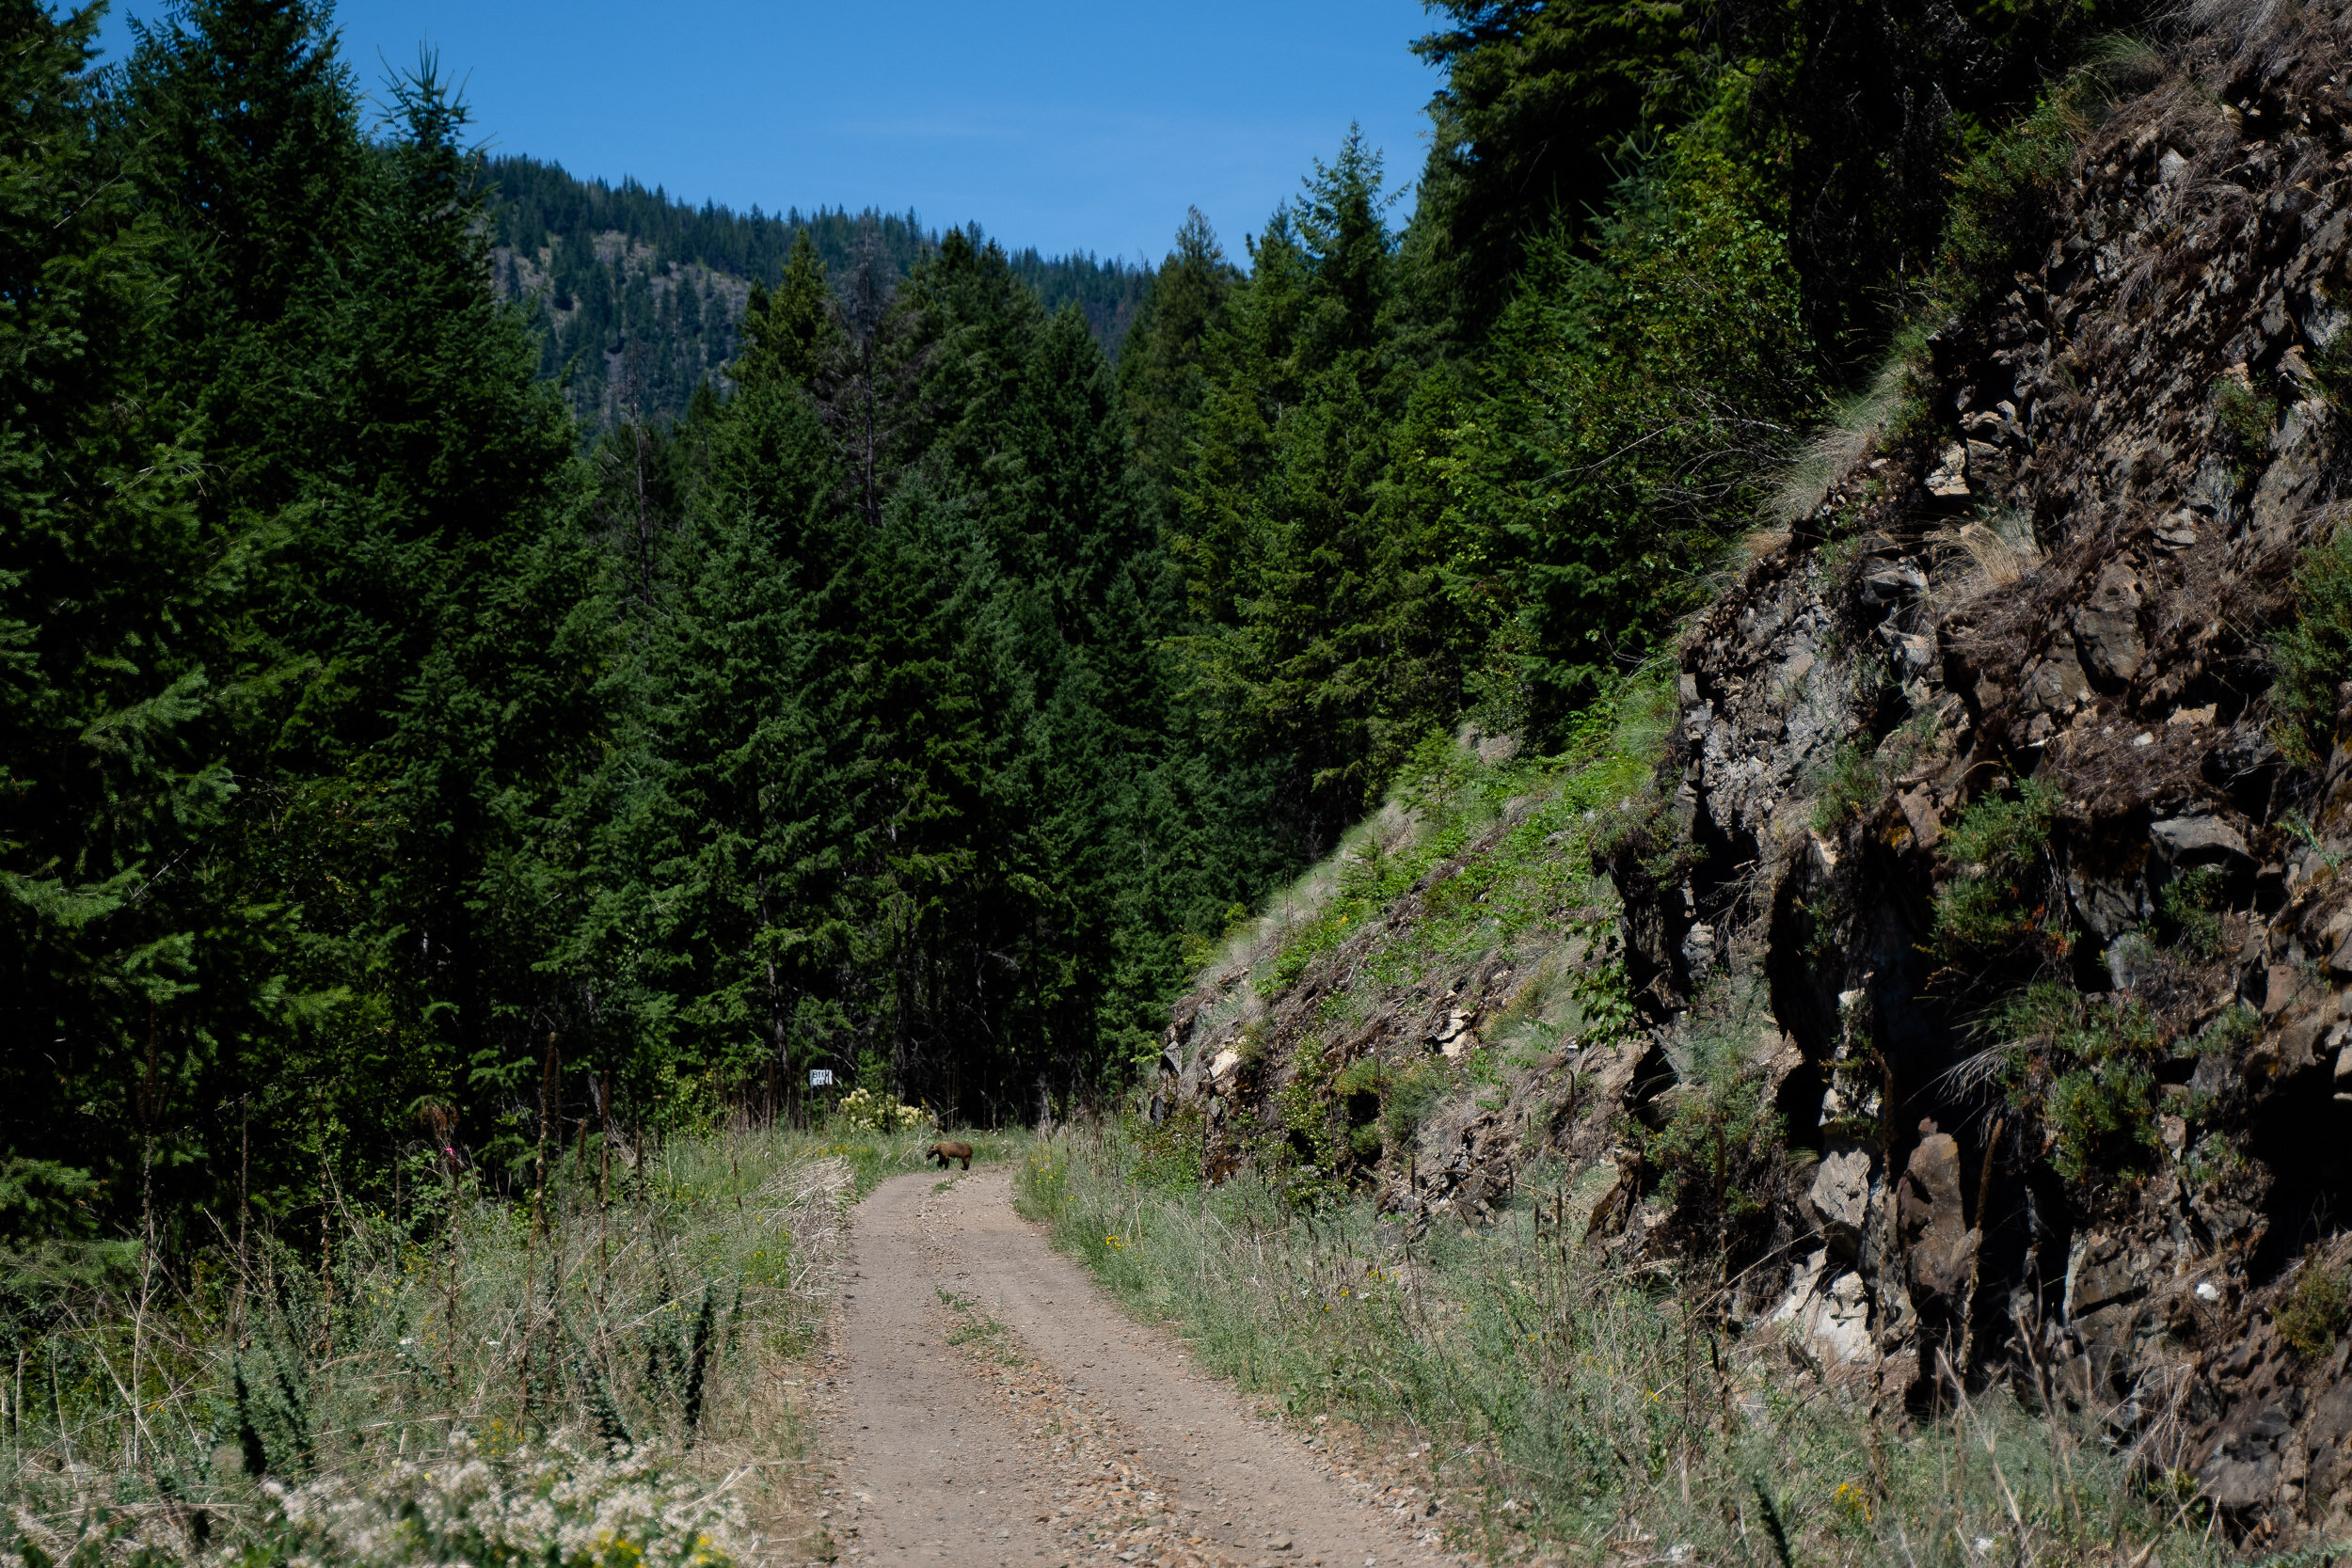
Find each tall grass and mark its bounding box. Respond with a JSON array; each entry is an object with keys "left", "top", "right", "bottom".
[
  {"left": 1017, "top": 1124, "right": 2233, "bottom": 1567},
  {"left": 2, "top": 1120, "right": 959, "bottom": 1566}
]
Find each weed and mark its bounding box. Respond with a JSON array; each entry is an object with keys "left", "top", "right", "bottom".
[
  {"left": 938, "top": 1287, "right": 1013, "bottom": 1354},
  {"left": 2183, "top": 1002, "right": 2261, "bottom": 1058},
  {"left": 1812, "top": 739, "right": 1886, "bottom": 832},
  {"left": 2216, "top": 373, "right": 2280, "bottom": 451},
  {"left": 1810, "top": 715, "right": 1941, "bottom": 838},
  {"left": 1016, "top": 1118, "right": 2233, "bottom": 1568},
  {"left": 1647, "top": 982, "right": 1787, "bottom": 1239},
  {"left": 1271, "top": 1043, "right": 1347, "bottom": 1204},
  {"left": 2283, "top": 811, "right": 2346, "bottom": 873},
  {"left": 1562, "top": 909, "right": 1638, "bottom": 1046},
  {"left": 2274, "top": 525, "right": 2352, "bottom": 767},
  {"left": 2156, "top": 865, "right": 2228, "bottom": 955},
  {"left": 2277, "top": 1261, "right": 2351, "bottom": 1359},
  {"left": 1128, "top": 1101, "right": 1210, "bottom": 1192},
  {"left": 1939, "top": 92, "right": 2084, "bottom": 279},
  {"left": 1883, "top": 87, "right": 2089, "bottom": 442},
  {"left": 1379, "top": 1062, "right": 1448, "bottom": 1149},
  {"left": 2, "top": 1124, "right": 879, "bottom": 1562},
  {"left": 1931, "top": 779, "right": 2062, "bottom": 971},
  {"left": 2306, "top": 329, "right": 2352, "bottom": 420},
  {"left": 1991, "top": 983, "right": 2166, "bottom": 1183},
  {"left": 1234, "top": 1019, "right": 1273, "bottom": 1074}
]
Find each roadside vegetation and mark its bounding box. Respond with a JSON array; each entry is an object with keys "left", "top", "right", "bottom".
[
  {"left": 0, "top": 1122, "right": 1021, "bottom": 1567},
  {"left": 1017, "top": 1126, "right": 2229, "bottom": 1567}
]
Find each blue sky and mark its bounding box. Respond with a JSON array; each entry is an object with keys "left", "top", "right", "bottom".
[{"left": 94, "top": 1, "right": 1443, "bottom": 265}]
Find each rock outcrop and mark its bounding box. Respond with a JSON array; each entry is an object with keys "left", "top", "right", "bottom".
[{"left": 1657, "top": 0, "right": 2352, "bottom": 1535}]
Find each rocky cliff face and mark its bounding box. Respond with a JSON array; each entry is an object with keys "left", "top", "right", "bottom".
[
  {"left": 1159, "top": 0, "right": 2352, "bottom": 1542},
  {"left": 1693, "top": 0, "right": 2352, "bottom": 1535}
]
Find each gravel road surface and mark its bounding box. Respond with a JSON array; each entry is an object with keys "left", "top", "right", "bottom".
[{"left": 803, "top": 1170, "right": 1459, "bottom": 1568}]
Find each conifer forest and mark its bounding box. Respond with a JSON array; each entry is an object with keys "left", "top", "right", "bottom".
[{"left": 7, "top": 0, "right": 2122, "bottom": 1252}]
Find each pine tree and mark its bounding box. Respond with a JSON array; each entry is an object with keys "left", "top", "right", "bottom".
[
  {"left": 737, "top": 229, "right": 839, "bottom": 391},
  {"left": 1117, "top": 209, "right": 1237, "bottom": 537},
  {"left": 0, "top": 0, "right": 301, "bottom": 1229},
  {"left": 1173, "top": 131, "right": 1464, "bottom": 839}
]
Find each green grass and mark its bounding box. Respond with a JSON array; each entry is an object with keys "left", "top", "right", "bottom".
[
  {"left": 1249, "top": 677, "right": 1670, "bottom": 1027},
  {"left": 1017, "top": 1121, "right": 2236, "bottom": 1568}
]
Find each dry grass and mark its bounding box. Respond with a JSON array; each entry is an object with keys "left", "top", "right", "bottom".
[
  {"left": 1768, "top": 360, "right": 1906, "bottom": 527},
  {"left": 0, "top": 1122, "right": 890, "bottom": 1565},
  {"left": 1018, "top": 1124, "right": 2243, "bottom": 1568}
]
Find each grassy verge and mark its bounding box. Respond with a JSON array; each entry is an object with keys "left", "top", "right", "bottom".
[
  {"left": 1246, "top": 684, "right": 1670, "bottom": 1006},
  {"left": 1016, "top": 1123, "right": 2231, "bottom": 1567},
  {"left": 0, "top": 1119, "right": 982, "bottom": 1566}
]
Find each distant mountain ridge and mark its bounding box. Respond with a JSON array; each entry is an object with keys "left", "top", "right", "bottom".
[{"left": 485, "top": 153, "right": 1150, "bottom": 431}]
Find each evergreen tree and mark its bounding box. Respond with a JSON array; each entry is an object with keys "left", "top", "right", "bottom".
[
  {"left": 1174, "top": 132, "right": 1466, "bottom": 839},
  {"left": 1117, "top": 209, "right": 1238, "bottom": 536},
  {"left": 1440, "top": 145, "right": 1820, "bottom": 733},
  {"left": 0, "top": 0, "right": 302, "bottom": 1230},
  {"left": 1411, "top": 0, "right": 1700, "bottom": 332},
  {"left": 737, "top": 230, "right": 840, "bottom": 391}
]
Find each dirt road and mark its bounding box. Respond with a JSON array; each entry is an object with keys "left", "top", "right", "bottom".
[{"left": 804, "top": 1170, "right": 1457, "bottom": 1568}]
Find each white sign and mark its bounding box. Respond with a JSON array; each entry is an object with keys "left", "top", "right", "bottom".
[{"left": 807, "top": 1069, "right": 834, "bottom": 1087}]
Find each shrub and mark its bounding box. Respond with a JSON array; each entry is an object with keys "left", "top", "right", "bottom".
[
  {"left": 1562, "top": 908, "right": 1639, "bottom": 1046},
  {"left": 2215, "top": 374, "right": 2280, "bottom": 451},
  {"left": 834, "top": 1086, "right": 928, "bottom": 1133},
  {"left": 2271, "top": 524, "right": 2352, "bottom": 766},
  {"left": 1810, "top": 740, "right": 1886, "bottom": 832},
  {"left": 1931, "top": 780, "right": 2061, "bottom": 971},
  {"left": 2156, "top": 866, "right": 2227, "bottom": 956},
  {"left": 1938, "top": 92, "right": 2082, "bottom": 281},
  {"left": 1127, "top": 1103, "right": 1209, "bottom": 1193},
  {"left": 1270, "top": 1042, "right": 1346, "bottom": 1206},
  {"left": 1991, "top": 983, "right": 2164, "bottom": 1183},
  {"left": 2043, "top": 1061, "right": 2162, "bottom": 1184},
  {"left": 1380, "top": 1062, "right": 1448, "bottom": 1150},
  {"left": 2278, "top": 1263, "right": 2352, "bottom": 1360},
  {"left": 1647, "top": 1009, "right": 1785, "bottom": 1236},
  {"left": 1808, "top": 716, "right": 1938, "bottom": 835}
]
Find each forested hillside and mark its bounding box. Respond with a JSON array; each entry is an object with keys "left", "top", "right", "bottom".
[{"left": 485, "top": 155, "right": 1150, "bottom": 428}]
